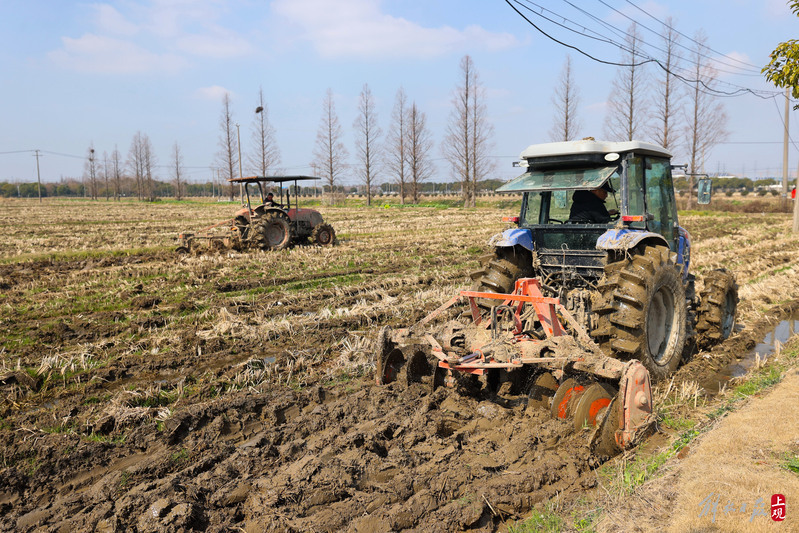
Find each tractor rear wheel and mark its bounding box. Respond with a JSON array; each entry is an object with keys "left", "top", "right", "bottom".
[
  {"left": 311, "top": 223, "right": 336, "bottom": 246},
  {"left": 469, "top": 247, "right": 532, "bottom": 307},
  {"left": 695, "top": 269, "right": 738, "bottom": 349},
  {"left": 254, "top": 212, "right": 292, "bottom": 251},
  {"left": 591, "top": 245, "right": 687, "bottom": 381}
]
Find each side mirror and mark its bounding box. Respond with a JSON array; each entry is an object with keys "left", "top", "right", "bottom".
[{"left": 697, "top": 178, "right": 712, "bottom": 205}]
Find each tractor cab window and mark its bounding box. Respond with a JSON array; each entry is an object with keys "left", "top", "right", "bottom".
[
  {"left": 645, "top": 157, "right": 678, "bottom": 249},
  {"left": 521, "top": 191, "right": 545, "bottom": 225},
  {"left": 625, "top": 156, "right": 646, "bottom": 230},
  {"left": 521, "top": 191, "right": 577, "bottom": 225}
]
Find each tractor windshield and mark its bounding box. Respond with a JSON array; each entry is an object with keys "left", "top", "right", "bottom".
[
  {"left": 521, "top": 187, "right": 620, "bottom": 226},
  {"left": 498, "top": 165, "right": 618, "bottom": 192}
]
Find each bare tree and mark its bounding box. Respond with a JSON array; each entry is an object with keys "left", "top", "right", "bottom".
[
  {"left": 249, "top": 87, "right": 281, "bottom": 176},
  {"left": 386, "top": 87, "right": 409, "bottom": 204},
  {"left": 312, "top": 88, "right": 349, "bottom": 203},
  {"left": 469, "top": 63, "right": 495, "bottom": 206},
  {"left": 650, "top": 18, "right": 683, "bottom": 151},
  {"left": 443, "top": 55, "right": 495, "bottom": 207},
  {"left": 142, "top": 134, "right": 157, "bottom": 201},
  {"left": 684, "top": 30, "right": 728, "bottom": 208},
  {"left": 127, "top": 132, "right": 145, "bottom": 200},
  {"left": 84, "top": 144, "right": 98, "bottom": 200},
  {"left": 216, "top": 93, "right": 239, "bottom": 201},
  {"left": 111, "top": 146, "right": 122, "bottom": 201},
  {"left": 102, "top": 151, "right": 109, "bottom": 200},
  {"left": 604, "top": 23, "right": 649, "bottom": 141},
  {"left": 353, "top": 83, "right": 382, "bottom": 205},
  {"left": 549, "top": 55, "right": 581, "bottom": 142},
  {"left": 171, "top": 142, "right": 185, "bottom": 200},
  {"left": 406, "top": 102, "right": 434, "bottom": 203}
]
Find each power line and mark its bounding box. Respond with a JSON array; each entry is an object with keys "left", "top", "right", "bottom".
[
  {"left": 506, "top": 0, "right": 781, "bottom": 100},
  {"left": 0, "top": 149, "right": 36, "bottom": 155},
  {"left": 506, "top": 0, "right": 655, "bottom": 67},
  {"left": 622, "top": 0, "right": 763, "bottom": 71},
  {"left": 595, "top": 0, "right": 762, "bottom": 76}
]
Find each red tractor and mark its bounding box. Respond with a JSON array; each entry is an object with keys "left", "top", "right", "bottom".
[{"left": 177, "top": 176, "right": 336, "bottom": 252}]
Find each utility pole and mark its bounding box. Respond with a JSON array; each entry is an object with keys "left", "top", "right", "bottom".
[
  {"left": 33, "top": 149, "right": 42, "bottom": 203},
  {"left": 236, "top": 123, "right": 243, "bottom": 205},
  {"left": 784, "top": 88, "right": 790, "bottom": 208},
  {"left": 793, "top": 157, "right": 799, "bottom": 233}
]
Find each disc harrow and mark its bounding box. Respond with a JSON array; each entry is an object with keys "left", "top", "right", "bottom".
[{"left": 374, "top": 278, "right": 656, "bottom": 457}]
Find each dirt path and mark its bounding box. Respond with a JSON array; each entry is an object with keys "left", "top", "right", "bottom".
[{"left": 595, "top": 346, "right": 799, "bottom": 533}]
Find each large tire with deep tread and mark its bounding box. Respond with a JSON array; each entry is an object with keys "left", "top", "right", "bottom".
[
  {"left": 254, "top": 212, "right": 292, "bottom": 251},
  {"left": 591, "top": 245, "right": 687, "bottom": 381},
  {"left": 311, "top": 223, "right": 336, "bottom": 246},
  {"left": 469, "top": 247, "right": 533, "bottom": 307},
  {"left": 695, "top": 269, "right": 738, "bottom": 349}
]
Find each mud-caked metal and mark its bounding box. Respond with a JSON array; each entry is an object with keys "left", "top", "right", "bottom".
[{"left": 472, "top": 139, "right": 738, "bottom": 381}]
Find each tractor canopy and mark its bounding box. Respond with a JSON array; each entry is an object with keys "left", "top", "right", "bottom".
[{"left": 498, "top": 139, "right": 672, "bottom": 194}]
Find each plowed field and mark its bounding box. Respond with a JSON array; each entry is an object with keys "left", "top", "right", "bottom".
[{"left": 1, "top": 198, "right": 798, "bottom": 532}]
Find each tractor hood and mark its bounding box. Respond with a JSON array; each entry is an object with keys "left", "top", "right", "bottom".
[
  {"left": 497, "top": 166, "right": 617, "bottom": 193},
  {"left": 288, "top": 208, "right": 324, "bottom": 226}
]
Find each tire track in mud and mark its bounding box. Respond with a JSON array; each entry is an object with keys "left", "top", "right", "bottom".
[{"left": 1, "top": 373, "right": 601, "bottom": 532}]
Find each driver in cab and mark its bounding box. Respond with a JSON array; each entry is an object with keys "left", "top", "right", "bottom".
[
  {"left": 264, "top": 192, "right": 283, "bottom": 208},
  {"left": 568, "top": 181, "right": 619, "bottom": 223}
]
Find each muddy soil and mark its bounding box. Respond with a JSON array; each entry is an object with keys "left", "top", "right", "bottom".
[{"left": 1, "top": 203, "right": 798, "bottom": 532}]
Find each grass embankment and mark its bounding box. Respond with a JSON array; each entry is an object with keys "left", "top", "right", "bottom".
[{"left": 505, "top": 338, "right": 799, "bottom": 533}]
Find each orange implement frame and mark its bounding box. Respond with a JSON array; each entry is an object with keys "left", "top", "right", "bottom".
[{"left": 461, "top": 278, "right": 566, "bottom": 337}]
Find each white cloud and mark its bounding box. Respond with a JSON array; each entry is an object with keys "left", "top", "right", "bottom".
[
  {"left": 195, "top": 85, "right": 233, "bottom": 101},
  {"left": 271, "top": 0, "right": 519, "bottom": 59},
  {"left": 49, "top": 1, "right": 252, "bottom": 74},
  {"left": 714, "top": 51, "right": 754, "bottom": 77},
  {"left": 48, "top": 34, "right": 185, "bottom": 74}
]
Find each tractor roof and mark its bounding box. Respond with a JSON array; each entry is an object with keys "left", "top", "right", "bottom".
[
  {"left": 228, "top": 175, "right": 321, "bottom": 184},
  {"left": 520, "top": 139, "right": 672, "bottom": 161},
  {"left": 497, "top": 140, "right": 672, "bottom": 194}
]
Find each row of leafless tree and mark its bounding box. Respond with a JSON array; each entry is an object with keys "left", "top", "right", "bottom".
[
  {"left": 87, "top": 29, "right": 729, "bottom": 208},
  {"left": 305, "top": 84, "right": 438, "bottom": 206},
  {"left": 551, "top": 21, "right": 728, "bottom": 207},
  {"left": 215, "top": 58, "right": 487, "bottom": 207},
  {"left": 83, "top": 132, "right": 166, "bottom": 202}
]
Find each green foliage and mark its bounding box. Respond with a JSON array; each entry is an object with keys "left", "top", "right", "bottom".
[
  {"left": 782, "top": 454, "right": 799, "bottom": 475},
  {"left": 508, "top": 506, "right": 564, "bottom": 533},
  {"left": 733, "top": 366, "right": 783, "bottom": 397},
  {"left": 170, "top": 448, "right": 190, "bottom": 465},
  {"left": 763, "top": 2, "right": 799, "bottom": 105}
]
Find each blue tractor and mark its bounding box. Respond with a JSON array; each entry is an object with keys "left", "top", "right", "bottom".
[{"left": 471, "top": 139, "right": 737, "bottom": 381}]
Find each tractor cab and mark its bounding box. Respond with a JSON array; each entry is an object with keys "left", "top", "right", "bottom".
[{"left": 495, "top": 140, "right": 686, "bottom": 283}]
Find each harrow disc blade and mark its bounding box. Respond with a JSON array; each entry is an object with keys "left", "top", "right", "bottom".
[
  {"left": 591, "top": 396, "right": 622, "bottom": 458},
  {"left": 527, "top": 372, "right": 558, "bottom": 411},
  {"left": 550, "top": 378, "right": 585, "bottom": 420},
  {"left": 374, "top": 326, "right": 404, "bottom": 385},
  {"left": 431, "top": 365, "right": 448, "bottom": 393},
  {"left": 572, "top": 382, "right": 616, "bottom": 431}
]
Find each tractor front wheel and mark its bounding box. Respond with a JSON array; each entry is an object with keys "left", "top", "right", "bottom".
[
  {"left": 469, "top": 247, "right": 532, "bottom": 308},
  {"left": 591, "top": 245, "right": 687, "bottom": 381},
  {"left": 311, "top": 223, "right": 336, "bottom": 246},
  {"left": 254, "top": 212, "right": 292, "bottom": 251}
]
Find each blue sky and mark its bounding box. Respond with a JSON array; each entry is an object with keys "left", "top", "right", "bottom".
[{"left": 1, "top": 0, "right": 797, "bottom": 185}]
